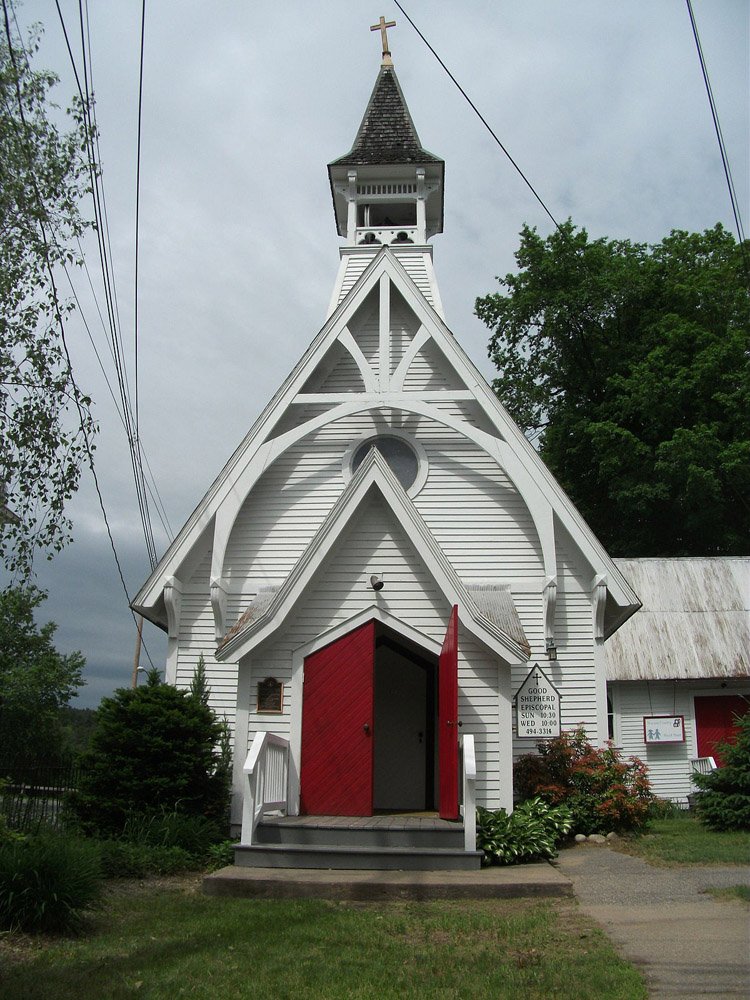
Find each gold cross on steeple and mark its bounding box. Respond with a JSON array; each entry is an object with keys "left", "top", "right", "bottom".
[{"left": 371, "top": 16, "right": 396, "bottom": 65}]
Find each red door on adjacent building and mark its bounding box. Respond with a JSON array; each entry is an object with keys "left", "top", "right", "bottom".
[
  {"left": 438, "top": 606, "right": 459, "bottom": 820},
  {"left": 694, "top": 695, "right": 749, "bottom": 766},
  {"left": 299, "top": 621, "right": 375, "bottom": 815}
]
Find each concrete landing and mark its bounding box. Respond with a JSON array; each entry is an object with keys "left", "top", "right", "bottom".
[{"left": 203, "top": 862, "right": 572, "bottom": 901}]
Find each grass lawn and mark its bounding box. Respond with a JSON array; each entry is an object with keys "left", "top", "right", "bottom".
[
  {"left": 706, "top": 886, "right": 750, "bottom": 904},
  {"left": 0, "top": 877, "right": 647, "bottom": 1000},
  {"left": 617, "top": 814, "right": 750, "bottom": 866}
]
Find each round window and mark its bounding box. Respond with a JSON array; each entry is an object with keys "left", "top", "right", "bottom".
[{"left": 352, "top": 435, "right": 419, "bottom": 491}]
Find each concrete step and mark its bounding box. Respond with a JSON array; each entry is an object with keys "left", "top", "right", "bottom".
[
  {"left": 204, "top": 863, "right": 574, "bottom": 900},
  {"left": 234, "top": 843, "right": 483, "bottom": 871},
  {"left": 254, "top": 819, "right": 464, "bottom": 850}
]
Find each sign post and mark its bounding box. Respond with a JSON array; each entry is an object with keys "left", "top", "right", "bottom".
[{"left": 515, "top": 663, "right": 561, "bottom": 739}]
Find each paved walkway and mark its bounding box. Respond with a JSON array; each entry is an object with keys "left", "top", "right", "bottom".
[{"left": 555, "top": 844, "right": 750, "bottom": 999}]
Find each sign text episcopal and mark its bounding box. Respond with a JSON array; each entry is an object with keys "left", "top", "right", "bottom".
[{"left": 515, "top": 664, "right": 561, "bottom": 739}]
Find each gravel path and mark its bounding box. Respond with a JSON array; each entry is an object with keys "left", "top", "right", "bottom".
[{"left": 555, "top": 844, "right": 750, "bottom": 999}]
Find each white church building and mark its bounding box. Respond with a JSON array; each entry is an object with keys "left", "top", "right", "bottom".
[{"left": 133, "top": 44, "right": 640, "bottom": 868}]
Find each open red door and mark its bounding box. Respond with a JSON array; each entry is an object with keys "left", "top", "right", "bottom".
[
  {"left": 300, "top": 621, "right": 375, "bottom": 815},
  {"left": 438, "top": 605, "right": 459, "bottom": 820}
]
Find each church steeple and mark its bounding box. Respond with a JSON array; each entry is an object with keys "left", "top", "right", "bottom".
[{"left": 328, "top": 58, "right": 444, "bottom": 247}]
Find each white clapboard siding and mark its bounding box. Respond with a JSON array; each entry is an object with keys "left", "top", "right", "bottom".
[
  {"left": 223, "top": 411, "right": 543, "bottom": 602},
  {"left": 316, "top": 341, "right": 366, "bottom": 393},
  {"left": 175, "top": 551, "right": 237, "bottom": 726},
  {"left": 336, "top": 254, "right": 371, "bottom": 303},
  {"left": 390, "top": 289, "right": 420, "bottom": 372},
  {"left": 335, "top": 251, "right": 436, "bottom": 309},
  {"left": 393, "top": 252, "right": 435, "bottom": 305},
  {"left": 611, "top": 681, "right": 701, "bottom": 803},
  {"left": 348, "top": 293, "right": 380, "bottom": 367}
]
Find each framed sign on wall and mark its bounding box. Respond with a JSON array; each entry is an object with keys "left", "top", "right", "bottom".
[{"left": 257, "top": 677, "right": 283, "bottom": 714}]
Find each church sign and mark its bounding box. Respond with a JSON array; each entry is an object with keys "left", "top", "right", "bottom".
[{"left": 515, "top": 664, "right": 561, "bottom": 739}]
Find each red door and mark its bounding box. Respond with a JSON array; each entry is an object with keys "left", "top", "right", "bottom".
[
  {"left": 300, "top": 621, "right": 375, "bottom": 815},
  {"left": 694, "top": 695, "right": 749, "bottom": 766},
  {"left": 438, "top": 606, "right": 459, "bottom": 820}
]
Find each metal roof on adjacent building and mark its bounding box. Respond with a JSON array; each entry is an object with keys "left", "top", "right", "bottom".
[{"left": 604, "top": 557, "right": 750, "bottom": 682}]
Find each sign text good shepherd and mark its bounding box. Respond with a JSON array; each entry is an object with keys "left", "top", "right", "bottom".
[{"left": 515, "top": 664, "right": 561, "bottom": 739}]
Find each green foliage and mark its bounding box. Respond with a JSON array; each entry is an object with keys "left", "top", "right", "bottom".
[
  {"left": 69, "top": 681, "right": 229, "bottom": 838},
  {"left": 96, "top": 839, "right": 197, "bottom": 879},
  {"left": 0, "top": 586, "right": 84, "bottom": 763},
  {"left": 189, "top": 654, "right": 210, "bottom": 706},
  {"left": 477, "top": 797, "right": 572, "bottom": 865},
  {"left": 693, "top": 712, "right": 750, "bottom": 831},
  {"left": 514, "top": 727, "right": 653, "bottom": 834},
  {"left": 622, "top": 814, "right": 750, "bottom": 865},
  {"left": 476, "top": 222, "right": 749, "bottom": 556},
  {"left": 1, "top": 20, "right": 97, "bottom": 575},
  {"left": 204, "top": 839, "right": 236, "bottom": 871},
  {"left": 0, "top": 832, "right": 101, "bottom": 932},
  {"left": 59, "top": 706, "right": 98, "bottom": 758},
  {"left": 122, "top": 806, "right": 222, "bottom": 855}
]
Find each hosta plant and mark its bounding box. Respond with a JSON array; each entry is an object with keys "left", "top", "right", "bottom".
[{"left": 477, "top": 796, "right": 572, "bottom": 866}]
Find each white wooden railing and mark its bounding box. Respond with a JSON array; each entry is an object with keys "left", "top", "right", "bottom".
[
  {"left": 461, "top": 733, "right": 477, "bottom": 854},
  {"left": 241, "top": 732, "right": 289, "bottom": 845},
  {"left": 690, "top": 756, "right": 717, "bottom": 776}
]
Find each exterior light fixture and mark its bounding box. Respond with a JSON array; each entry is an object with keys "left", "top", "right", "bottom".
[
  {"left": 370, "top": 574, "right": 385, "bottom": 591},
  {"left": 545, "top": 637, "right": 557, "bottom": 661}
]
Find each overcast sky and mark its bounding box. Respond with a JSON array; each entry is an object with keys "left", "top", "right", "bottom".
[{"left": 6, "top": 1, "right": 748, "bottom": 708}]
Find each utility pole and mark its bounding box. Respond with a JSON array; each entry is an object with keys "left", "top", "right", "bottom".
[{"left": 131, "top": 614, "right": 144, "bottom": 688}]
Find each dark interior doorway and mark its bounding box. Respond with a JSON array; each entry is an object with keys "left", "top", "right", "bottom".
[{"left": 372, "top": 629, "right": 437, "bottom": 812}]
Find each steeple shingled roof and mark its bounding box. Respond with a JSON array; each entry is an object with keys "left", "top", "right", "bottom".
[{"left": 329, "top": 65, "right": 443, "bottom": 167}]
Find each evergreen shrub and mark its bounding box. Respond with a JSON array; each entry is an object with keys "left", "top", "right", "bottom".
[
  {"left": 693, "top": 712, "right": 750, "bottom": 831},
  {"left": 69, "top": 673, "right": 229, "bottom": 838},
  {"left": 0, "top": 833, "right": 102, "bottom": 933},
  {"left": 477, "top": 797, "right": 572, "bottom": 865},
  {"left": 514, "top": 727, "right": 653, "bottom": 834}
]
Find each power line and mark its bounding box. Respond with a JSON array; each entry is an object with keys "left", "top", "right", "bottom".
[
  {"left": 392, "top": 0, "right": 562, "bottom": 233},
  {"left": 134, "top": 0, "right": 146, "bottom": 438},
  {"left": 52, "top": 0, "right": 160, "bottom": 569},
  {"left": 685, "top": 0, "right": 749, "bottom": 281}
]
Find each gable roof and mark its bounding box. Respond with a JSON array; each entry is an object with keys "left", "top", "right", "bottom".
[
  {"left": 216, "top": 448, "right": 530, "bottom": 664},
  {"left": 328, "top": 65, "right": 443, "bottom": 167},
  {"left": 604, "top": 558, "right": 750, "bottom": 681},
  {"left": 132, "top": 246, "right": 639, "bottom": 639}
]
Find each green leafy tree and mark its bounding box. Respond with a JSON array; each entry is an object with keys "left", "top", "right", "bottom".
[
  {"left": 0, "top": 585, "right": 84, "bottom": 764},
  {"left": 1, "top": 18, "right": 96, "bottom": 575},
  {"left": 476, "top": 222, "right": 749, "bottom": 556},
  {"left": 693, "top": 712, "right": 750, "bottom": 832},
  {"left": 70, "top": 679, "right": 229, "bottom": 838}
]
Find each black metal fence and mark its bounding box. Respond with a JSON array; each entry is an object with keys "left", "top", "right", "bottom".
[{"left": 0, "top": 759, "right": 83, "bottom": 834}]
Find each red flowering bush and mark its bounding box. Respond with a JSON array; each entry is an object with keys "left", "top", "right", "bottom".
[{"left": 514, "top": 727, "right": 653, "bottom": 834}]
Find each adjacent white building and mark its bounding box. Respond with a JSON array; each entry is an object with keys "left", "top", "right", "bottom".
[{"left": 606, "top": 557, "right": 750, "bottom": 805}]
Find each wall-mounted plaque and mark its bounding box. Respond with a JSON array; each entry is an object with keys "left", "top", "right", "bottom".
[
  {"left": 257, "top": 677, "right": 283, "bottom": 713},
  {"left": 515, "top": 663, "right": 561, "bottom": 739},
  {"left": 643, "top": 716, "right": 685, "bottom": 744}
]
